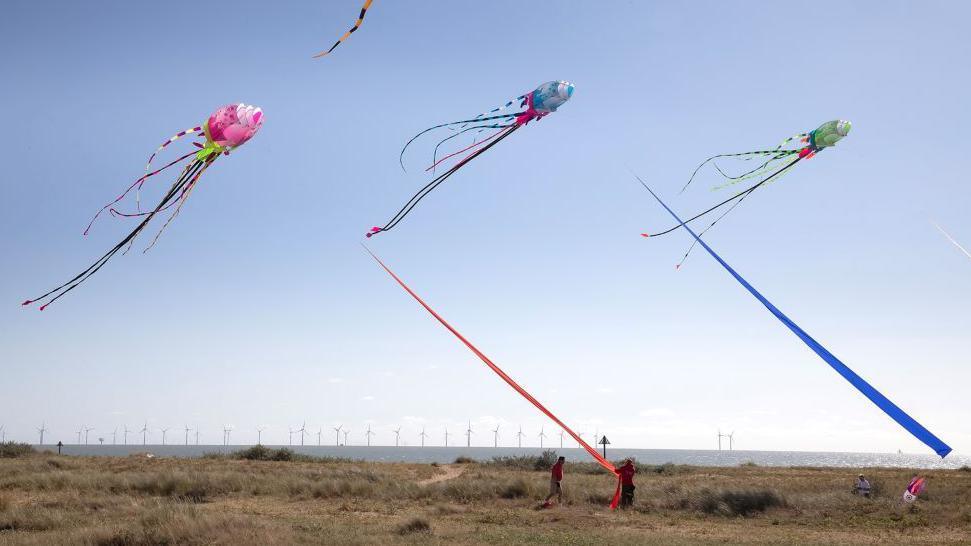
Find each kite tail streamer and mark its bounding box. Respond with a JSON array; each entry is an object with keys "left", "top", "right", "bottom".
[
  {"left": 369, "top": 124, "right": 520, "bottom": 237},
  {"left": 460, "top": 94, "right": 527, "bottom": 129},
  {"left": 22, "top": 159, "right": 206, "bottom": 311},
  {"left": 142, "top": 156, "right": 217, "bottom": 253},
  {"left": 399, "top": 112, "right": 521, "bottom": 171},
  {"left": 84, "top": 151, "right": 197, "bottom": 235},
  {"left": 642, "top": 156, "right": 804, "bottom": 239},
  {"left": 145, "top": 126, "right": 204, "bottom": 173},
  {"left": 635, "top": 176, "right": 952, "bottom": 458},
  {"left": 140, "top": 126, "right": 204, "bottom": 210},
  {"left": 430, "top": 124, "right": 515, "bottom": 173},
  {"left": 313, "top": 0, "right": 373, "bottom": 58},
  {"left": 425, "top": 127, "right": 510, "bottom": 172},
  {"left": 364, "top": 246, "right": 622, "bottom": 508}
]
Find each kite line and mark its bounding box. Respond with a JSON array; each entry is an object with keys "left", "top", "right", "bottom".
[
  {"left": 635, "top": 176, "right": 952, "bottom": 458},
  {"left": 363, "top": 245, "right": 622, "bottom": 508},
  {"left": 933, "top": 222, "right": 971, "bottom": 261}
]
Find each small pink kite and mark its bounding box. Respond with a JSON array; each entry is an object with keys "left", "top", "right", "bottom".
[
  {"left": 902, "top": 476, "right": 926, "bottom": 503},
  {"left": 23, "top": 103, "right": 264, "bottom": 310}
]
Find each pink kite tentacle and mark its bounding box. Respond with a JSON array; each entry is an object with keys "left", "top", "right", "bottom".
[
  {"left": 83, "top": 151, "right": 196, "bottom": 235},
  {"left": 142, "top": 157, "right": 216, "bottom": 253},
  {"left": 139, "top": 126, "right": 204, "bottom": 210},
  {"left": 513, "top": 93, "right": 547, "bottom": 127},
  {"left": 424, "top": 127, "right": 509, "bottom": 172},
  {"left": 144, "top": 126, "right": 205, "bottom": 173}
]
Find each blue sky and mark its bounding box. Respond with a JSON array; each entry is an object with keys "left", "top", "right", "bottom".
[{"left": 1, "top": 1, "right": 968, "bottom": 454}]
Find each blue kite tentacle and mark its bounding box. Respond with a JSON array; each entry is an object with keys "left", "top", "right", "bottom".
[{"left": 399, "top": 112, "right": 521, "bottom": 171}]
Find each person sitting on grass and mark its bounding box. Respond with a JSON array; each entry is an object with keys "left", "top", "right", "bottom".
[
  {"left": 855, "top": 474, "right": 871, "bottom": 497},
  {"left": 543, "top": 456, "right": 566, "bottom": 507},
  {"left": 618, "top": 458, "right": 637, "bottom": 508}
]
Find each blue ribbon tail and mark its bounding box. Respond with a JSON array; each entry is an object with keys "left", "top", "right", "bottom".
[{"left": 635, "top": 176, "right": 951, "bottom": 458}]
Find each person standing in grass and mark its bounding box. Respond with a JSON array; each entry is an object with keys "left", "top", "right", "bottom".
[
  {"left": 543, "top": 456, "right": 566, "bottom": 507},
  {"left": 855, "top": 474, "right": 871, "bottom": 497},
  {"left": 618, "top": 458, "right": 637, "bottom": 508}
]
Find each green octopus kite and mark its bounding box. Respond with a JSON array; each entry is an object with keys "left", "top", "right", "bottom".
[{"left": 642, "top": 120, "right": 851, "bottom": 267}]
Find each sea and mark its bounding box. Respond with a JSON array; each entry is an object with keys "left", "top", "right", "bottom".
[{"left": 32, "top": 445, "right": 969, "bottom": 469}]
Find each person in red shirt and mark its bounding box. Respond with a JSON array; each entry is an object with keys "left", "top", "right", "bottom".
[
  {"left": 618, "top": 458, "right": 637, "bottom": 508},
  {"left": 544, "top": 456, "right": 566, "bottom": 506}
]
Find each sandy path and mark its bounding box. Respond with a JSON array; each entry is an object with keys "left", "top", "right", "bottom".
[{"left": 417, "top": 464, "right": 465, "bottom": 485}]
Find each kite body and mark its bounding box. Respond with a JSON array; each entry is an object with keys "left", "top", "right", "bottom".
[
  {"left": 366, "top": 80, "right": 574, "bottom": 237},
  {"left": 22, "top": 103, "right": 263, "bottom": 310},
  {"left": 809, "top": 119, "right": 851, "bottom": 150},
  {"left": 642, "top": 120, "right": 851, "bottom": 267},
  {"left": 530, "top": 80, "right": 575, "bottom": 113},
  {"left": 903, "top": 476, "right": 926, "bottom": 502},
  {"left": 206, "top": 104, "right": 263, "bottom": 149}
]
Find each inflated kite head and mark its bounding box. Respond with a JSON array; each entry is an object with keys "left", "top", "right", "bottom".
[
  {"left": 530, "top": 81, "right": 575, "bottom": 113},
  {"left": 810, "top": 119, "right": 851, "bottom": 149},
  {"left": 205, "top": 103, "right": 264, "bottom": 150}
]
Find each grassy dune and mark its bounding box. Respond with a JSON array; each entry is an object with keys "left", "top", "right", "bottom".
[{"left": 0, "top": 447, "right": 969, "bottom": 545}]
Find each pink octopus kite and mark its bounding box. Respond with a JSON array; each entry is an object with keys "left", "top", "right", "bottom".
[{"left": 23, "top": 103, "right": 264, "bottom": 310}]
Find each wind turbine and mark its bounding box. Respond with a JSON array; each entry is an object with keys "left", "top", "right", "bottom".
[
  {"left": 76, "top": 426, "right": 83, "bottom": 445},
  {"left": 184, "top": 426, "right": 192, "bottom": 446},
  {"left": 316, "top": 428, "right": 322, "bottom": 446},
  {"left": 112, "top": 428, "right": 118, "bottom": 445},
  {"left": 160, "top": 428, "right": 170, "bottom": 446},
  {"left": 37, "top": 423, "right": 47, "bottom": 445},
  {"left": 516, "top": 426, "right": 525, "bottom": 448},
  {"left": 576, "top": 431, "right": 584, "bottom": 448},
  {"left": 299, "top": 422, "right": 307, "bottom": 446},
  {"left": 465, "top": 421, "right": 473, "bottom": 447},
  {"left": 0, "top": 425, "right": 4, "bottom": 443},
  {"left": 333, "top": 425, "right": 343, "bottom": 446},
  {"left": 140, "top": 422, "right": 149, "bottom": 446},
  {"left": 288, "top": 426, "right": 295, "bottom": 446},
  {"left": 255, "top": 426, "right": 266, "bottom": 445},
  {"left": 223, "top": 425, "right": 233, "bottom": 446},
  {"left": 492, "top": 425, "right": 500, "bottom": 448},
  {"left": 538, "top": 426, "right": 547, "bottom": 449},
  {"left": 195, "top": 427, "right": 200, "bottom": 445},
  {"left": 393, "top": 426, "right": 402, "bottom": 447},
  {"left": 342, "top": 429, "right": 350, "bottom": 446},
  {"left": 365, "top": 425, "right": 375, "bottom": 447},
  {"left": 123, "top": 425, "right": 130, "bottom": 445},
  {"left": 444, "top": 426, "right": 451, "bottom": 447},
  {"left": 419, "top": 427, "right": 428, "bottom": 447},
  {"left": 728, "top": 431, "right": 735, "bottom": 451},
  {"left": 84, "top": 426, "right": 95, "bottom": 445},
  {"left": 717, "top": 429, "right": 729, "bottom": 451},
  {"left": 558, "top": 430, "right": 565, "bottom": 448}
]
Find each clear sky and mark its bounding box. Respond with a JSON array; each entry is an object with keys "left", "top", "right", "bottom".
[{"left": 1, "top": 1, "right": 968, "bottom": 454}]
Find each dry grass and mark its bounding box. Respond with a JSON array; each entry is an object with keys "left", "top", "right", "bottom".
[{"left": 0, "top": 454, "right": 968, "bottom": 545}]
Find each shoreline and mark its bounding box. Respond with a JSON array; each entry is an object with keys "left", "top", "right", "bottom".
[{"left": 24, "top": 444, "right": 969, "bottom": 470}]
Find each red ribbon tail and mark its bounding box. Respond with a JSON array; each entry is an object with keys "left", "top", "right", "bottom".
[{"left": 609, "top": 475, "right": 622, "bottom": 510}]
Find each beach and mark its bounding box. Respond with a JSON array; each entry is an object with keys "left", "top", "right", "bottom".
[{"left": 1, "top": 449, "right": 969, "bottom": 545}]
